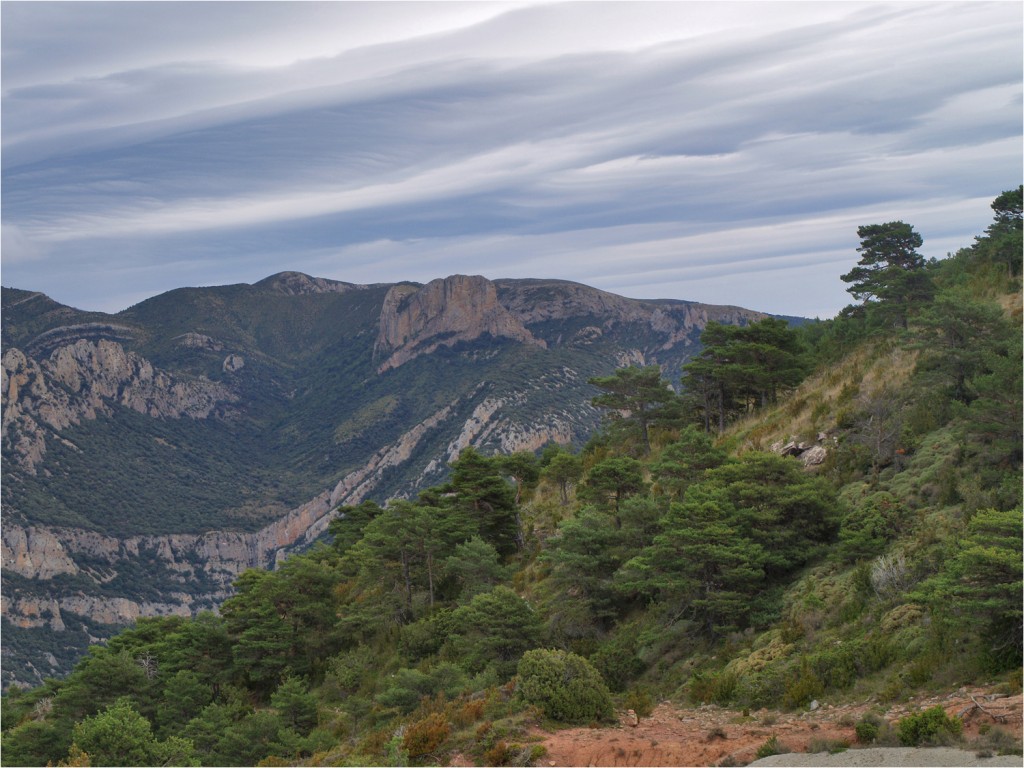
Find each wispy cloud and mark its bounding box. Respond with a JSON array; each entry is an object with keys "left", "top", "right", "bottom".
[{"left": 2, "top": 1, "right": 1020, "bottom": 317}]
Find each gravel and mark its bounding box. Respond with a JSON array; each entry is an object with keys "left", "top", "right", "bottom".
[{"left": 750, "top": 747, "right": 1023, "bottom": 767}]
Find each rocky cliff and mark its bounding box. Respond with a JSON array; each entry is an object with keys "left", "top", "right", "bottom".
[
  {"left": 2, "top": 339, "right": 236, "bottom": 473},
  {"left": 374, "top": 275, "right": 545, "bottom": 372}
]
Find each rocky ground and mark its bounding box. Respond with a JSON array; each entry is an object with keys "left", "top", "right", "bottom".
[{"left": 531, "top": 687, "right": 1022, "bottom": 767}]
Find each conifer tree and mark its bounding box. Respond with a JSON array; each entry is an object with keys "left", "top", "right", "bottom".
[{"left": 841, "top": 221, "right": 932, "bottom": 328}]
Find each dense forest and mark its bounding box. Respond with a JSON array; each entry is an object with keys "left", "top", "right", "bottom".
[{"left": 1, "top": 188, "right": 1020, "bottom": 767}]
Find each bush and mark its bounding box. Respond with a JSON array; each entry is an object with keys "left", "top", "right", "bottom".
[
  {"left": 623, "top": 687, "right": 654, "bottom": 718},
  {"left": 807, "top": 737, "right": 849, "bottom": 754},
  {"left": 855, "top": 716, "right": 880, "bottom": 744},
  {"left": 896, "top": 706, "right": 963, "bottom": 746},
  {"left": 781, "top": 661, "right": 823, "bottom": 710},
  {"left": 402, "top": 713, "right": 450, "bottom": 758},
  {"left": 590, "top": 639, "right": 645, "bottom": 693},
  {"left": 839, "top": 493, "right": 908, "bottom": 561},
  {"left": 515, "top": 649, "right": 614, "bottom": 723},
  {"left": 755, "top": 735, "right": 789, "bottom": 759}
]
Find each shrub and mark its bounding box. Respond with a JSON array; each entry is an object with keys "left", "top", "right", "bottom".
[
  {"left": 970, "top": 725, "right": 1023, "bottom": 757},
  {"left": 623, "top": 687, "right": 654, "bottom": 719},
  {"left": 781, "top": 661, "right": 823, "bottom": 710},
  {"left": 402, "top": 713, "right": 450, "bottom": 758},
  {"left": 896, "top": 706, "right": 963, "bottom": 746},
  {"left": 450, "top": 698, "right": 486, "bottom": 728},
  {"left": 484, "top": 740, "right": 513, "bottom": 766},
  {"left": 688, "top": 669, "right": 740, "bottom": 706},
  {"left": 515, "top": 649, "right": 614, "bottom": 724},
  {"left": 855, "top": 716, "right": 880, "bottom": 743},
  {"left": 807, "top": 737, "right": 849, "bottom": 754},
  {"left": 870, "top": 550, "right": 911, "bottom": 598},
  {"left": 839, "top": 493, "right": 908, "bottom": 561},
  {"left": 590, "top": 639, "right": 645, "bottom": 693},
  {"left": 755, "top": 735, "right": 789, "bottom": 759}
]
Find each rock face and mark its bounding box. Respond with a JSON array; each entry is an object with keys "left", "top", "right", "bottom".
[
  {"left": 375, "top": 275, "right": 546, "bottom": 372},
  {"left": 1, "top": 490, "right": 339, "bottom": 675},
  {"left": 495, "top": 278, "right": 766, "bottom": 350},
  {"left": 374, "top": 274, "right": 769, "bottom": 374},
  {"left": 1, "top": 340, "right": 236, "bottom": 473},
  {"left": 2, "top": 490, "right": 338, "bottom": 584}
]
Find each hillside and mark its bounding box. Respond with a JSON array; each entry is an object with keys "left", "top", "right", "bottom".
[
  {"left": 2, "top": 273, "right": 769, "bottom": 687},
  {"left": 0, "top": 188, "right": 1020, "bottom": 768}
]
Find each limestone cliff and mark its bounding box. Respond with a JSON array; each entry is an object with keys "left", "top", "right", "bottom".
[
  {"left": 495, "top": 278, "right": 770, "bottom": 350},
  {"left": 374, "top": 275, "right": 546, "bottom": 372},
  {"left": 2, "top": 340, "right": 236, "bottom": 473},
  {"left": 1, "top": 491, "right": 337, "bottom": 586},
  {"left": 1, "top": 489, "right": 339, "bottom": 687}
]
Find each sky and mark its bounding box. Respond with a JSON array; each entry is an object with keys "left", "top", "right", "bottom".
[{"left": 2, "top": 2, "right": 1021, "bottom": 319}]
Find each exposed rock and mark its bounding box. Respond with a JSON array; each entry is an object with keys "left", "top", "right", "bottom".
[
  {"left": 329, "top": 399, "right": 462, "bottom": 507},
  {"left": 25, "top": 323, "right": 137, "bottom": 356},
  {"left": 1, "top": 491, "right": 338, "bottom": 633},
  {"left": 0, "top": 526, "right": 78, "bottom": 580},
  {"left": 440, "top": 390, "right": 584, "bottom": 466},
  {"left": 495, "top": 278, "right": 769, "bottom": 351},
  {"left": 174, "top": 332, "right": 224, "bottom": 352},
  {"left": 256, "top": 271, "right": 363, "bottom": 295},
  {"left": 222, "top": 354, "right": 245, "bottom": 372},
  {"left": 771, "top": 435, "right": 830, "bottom": 468},
  {"left": 1, "top": 340, "right": 237, "bottom": 472},
  {"left": 375, "top": 275, "right": 546, "bottom": 372},
  {"left": 801, "top": 445, "right": 828, "bottom": 466}
]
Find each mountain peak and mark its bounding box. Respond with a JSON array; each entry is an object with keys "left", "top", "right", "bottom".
[{"left": 254, "top": 272, "right": 361, "bottom": 296}]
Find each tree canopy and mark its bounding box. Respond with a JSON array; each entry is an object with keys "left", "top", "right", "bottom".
[{"left": 840, "top": 221, "right": 932, "bottom": 328}]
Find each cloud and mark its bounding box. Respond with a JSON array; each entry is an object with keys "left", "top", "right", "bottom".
[
  {"left": 0, "top": 223, "right": 48, "bottom": 264},
  {"left": 1, "top": 1, "right": 1020, "bottom": 317}
]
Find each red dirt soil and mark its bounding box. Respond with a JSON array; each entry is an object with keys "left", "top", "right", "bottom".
[{"left": 531, "top": 687, "right": 1022, "bottom": 767}]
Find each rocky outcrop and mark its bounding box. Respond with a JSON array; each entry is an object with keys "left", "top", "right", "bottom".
[
  {"left": 256, "top": 271, "right": 363, "bottom": 295},
  {"left": 0, "top": 526, "right": 79, "bottom": 580},
  {"left": 1, "top": 491, "right": 336, "bottom": 586},
  {"left": 3, "top": 595, "right": 196, "bottom": 631},
  {"left": 329, "top": 397, "right": 466, "bottom": 507},
  {"left": 0, "top": 490, "right": 339, "bottom": 663},
  {"left": 1, "top": 340, "right": 237, "bottom": 472},
  {"left": 495, "top": 278, "right": 769, "bottom": 350},
  {"left": 375, "top": 275, "right": 545, "bottom": 372},
  {"left": 770, "top": 434, "right": 834, "bottom": 467},
  {"left": 441, "top": 393, "right": 583, "bottom": 463},
  {"left": 222, "top": 354, "right": 245, "bottom": 372},
  {"left": 173, "top": 332, "right": 224, "bottom": 352},
  {"left": 25, "top": 323, "right": 138, "bottom": 356}
]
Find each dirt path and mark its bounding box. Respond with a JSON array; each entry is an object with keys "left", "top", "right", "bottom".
[{"left": 533, "top": 687, "right": 1022, "bottom": 767}]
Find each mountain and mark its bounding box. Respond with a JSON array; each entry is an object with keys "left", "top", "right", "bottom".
[{"left": 1, "top": 272, "right": 772, "bottom": 687}]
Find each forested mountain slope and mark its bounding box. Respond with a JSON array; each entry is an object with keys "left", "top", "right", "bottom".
[
  {"left": 2, "top": 272, "right": 767, "bottom": 687},
  {"left": 1, "top": 188, "right": 1020, "bottom": 768}
]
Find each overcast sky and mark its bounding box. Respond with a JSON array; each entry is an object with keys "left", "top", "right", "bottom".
[{"left": 2, "top": 1, "right": 1021, "bottom": 318}]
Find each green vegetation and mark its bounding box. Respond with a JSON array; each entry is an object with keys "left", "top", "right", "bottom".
[
  {"left": 896, "top": 706, "right": 963, "bottom": 746},
  {"left": 2, "top": 189, "right": 1021, "bottom": 765},
  {"left": 515, "top": 649, "right": 613, "bottom": 723},
  {"left": 680, "top": 317, "right": 806, "bottom": 432}
]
